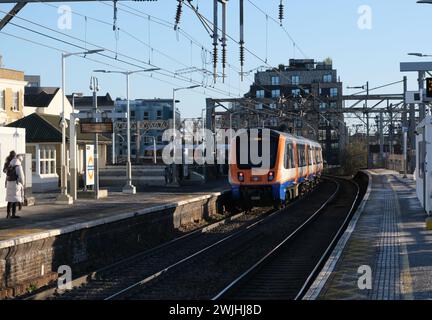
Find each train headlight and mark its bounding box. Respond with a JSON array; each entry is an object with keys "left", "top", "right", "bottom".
[
  {"left": 238, "top": 172, "right": 245, "bottom": 182},
  {"left": 268, "top": 171, "right": 275, "bottom": 182}
]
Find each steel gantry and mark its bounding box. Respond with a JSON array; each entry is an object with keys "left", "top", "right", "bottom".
[{"left": 205, "top": 77, "right": 426, "bottom": 173}]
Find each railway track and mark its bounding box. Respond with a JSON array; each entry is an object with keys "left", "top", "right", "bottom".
[
  {"left": 213, "top": 177, "right": 360, "bottom": 300},
  {"left": 26, "top": 176, "right": 358, "bottom": 300}
]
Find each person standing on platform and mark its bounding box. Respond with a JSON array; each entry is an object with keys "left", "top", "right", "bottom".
[{"left": 3, "top": 152, "right": 25, "bottom": 219}]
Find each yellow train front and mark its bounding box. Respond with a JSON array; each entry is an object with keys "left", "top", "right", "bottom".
[{"left": 229, "top": 129, "right": 323, "bottom": 209}]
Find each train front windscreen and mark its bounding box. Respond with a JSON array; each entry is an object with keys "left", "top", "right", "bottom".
[{"left": 235, "top": 129, "right": 279, "bottom": 170}]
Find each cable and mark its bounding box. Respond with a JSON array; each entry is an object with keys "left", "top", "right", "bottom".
[
  {"left": 247, "top": 0, "right": 308, "bottom": 58},
  {"left": 0, "top": 9, "right": 240, "bottom": 99},
  {"left": 0, "top": 30, "right": 235, "bottom": 103}
]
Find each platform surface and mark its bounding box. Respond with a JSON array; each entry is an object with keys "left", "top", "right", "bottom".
[
  {"left": 311, "top": 169, "right": 432, "bottom": 300},
  {"left": 0, "top": 180, "right": 229, "bottom": 248}
]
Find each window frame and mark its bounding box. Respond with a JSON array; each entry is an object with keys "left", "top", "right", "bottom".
[
  {"left": 284, "top": 142, "right": 295, "bottom": 169},
  {"left": 271, "top": 89, "right": 280, "bottom": 98},
  {"left": 0, "top": 90, "right": 4, "bottom": 110},
  {"left": 323, "top": 74, "right": 332, "bottom": 83},
  {"left": 271, "top": 76, "right": 280, "bottom": 86},
  {"left": 39, "top": 145, "right": 56, "bottom": 176},
  {"left": 330, "top": 88, "right": 338, "bottom": 97},
  {"left": 256, "top": 89, "right": 265, "bottom": 98},
  {"left": 12, "top": 91, "right": 19, "bottom": 112}
]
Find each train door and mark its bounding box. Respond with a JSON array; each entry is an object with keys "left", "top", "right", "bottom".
[{"left": 294, "top": 142, "right": 299, "bottom": 182}]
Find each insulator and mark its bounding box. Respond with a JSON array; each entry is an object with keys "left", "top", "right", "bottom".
[
  {"left": 239, "top": 44, "right": 245, "bottom": 66},
  {"left": 213, "top": 46, "right": 218, "bottom": 65},
  {"left": 174, "top": 0, "right": 183, "bottom": 30},
  {"left": 279, "top": 2, "right": 284, "bottom": 25},
  {"left": 222, "top": 45, "right": 227, "bottom": 68}
]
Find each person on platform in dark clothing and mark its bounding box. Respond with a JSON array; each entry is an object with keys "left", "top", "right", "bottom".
[{"left": 3, "top": 151, "right": 25, "bottom": 219}]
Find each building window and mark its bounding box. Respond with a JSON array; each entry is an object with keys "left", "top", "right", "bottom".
[
  {"left": 304, "top": 88, "right": 310, "bottom": 95},
  {"left": 331, "top": 130, "right": 339, "bottom": 140},
  {"left": 323, "top": 74, "right": 332, "bottom": 83},
  {"left": 156, "top": 110, "right": 162, "bottom": 120},
  {"left": 330, "top": 88, "right": 338, "bottom": 97},
  {"left": 291, "top": 75, "right": 300, "bottom": 85},
  {"left": 269, "top": 103, "right": 276, "bottom": 109},
  {"left": 271, "top": 76, "right": 280, "bottom": 85},
  {"left": 319, "top": 130, "right": 326, "bottom": 141},
  {"left": 330, "top": 102, "right": 337, "bottom": 109},
  {"left": 143, "top": 111, "right": 149, "bottom": 120},
  {"left": 319, "top": 103, "right": 328, "bottom": 110},
  {"left": 331, "top": 142, "right": 339, "bottom": 150},
  {"left": 292, "top": 89, "right": 301, "bottom": 97},
  {"left": 294, "top": 119, "right": 302, "bottom": 128},
  {"left": 0, "top": 90, "right": 4, "bottom": 110},
  {"left": 130, "top": 111, "right": 136, "bottom": 118},
  {"left": 144, "top": 136, "right": 152, "bottom": 144},
  {"left": 39, "top": 145, "right": 56, "bottom": 175},
  {"left": 271, "top": 89, "right": 281, "bottom": 98},
  {"left": 256, "top": 90, "right": 265, "bottom": 98},
  {"left": 12, "top": 92, "right": 19, "bottom": 111}
]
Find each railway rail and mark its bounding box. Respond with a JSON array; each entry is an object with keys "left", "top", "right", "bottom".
[
  {"left": 25, "top": 176, "right": 361, "bottom": 300},
  {"left": 213, "top": 177, "right": 360, "bottom": 300}
]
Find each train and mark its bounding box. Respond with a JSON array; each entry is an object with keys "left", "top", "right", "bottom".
[{"left": 229, "top": 129, "right": 324, "bottom": 210}]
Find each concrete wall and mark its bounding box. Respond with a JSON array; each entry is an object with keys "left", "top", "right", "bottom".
[
  {"left": 0, "top": 127, "right": 26, "bottom": 208},
  {"left": 0, "top": 191, "right": 230, "bottom": 298}
]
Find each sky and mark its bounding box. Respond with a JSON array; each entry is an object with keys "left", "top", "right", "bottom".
[{"left": 0, "top": 0, "right": 431, "bottom": 120}]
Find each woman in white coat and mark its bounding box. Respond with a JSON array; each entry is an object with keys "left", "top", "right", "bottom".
[{"left": 4, "top": 154, "right": 25, "bottom": 219}]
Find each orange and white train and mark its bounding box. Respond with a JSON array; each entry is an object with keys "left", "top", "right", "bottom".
[{"left": 229, "top": 129, "right": 324, "bottom": 209}]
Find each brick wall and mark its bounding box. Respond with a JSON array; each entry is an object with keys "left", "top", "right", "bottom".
[
  {"left": 0, "top": 192, "right": 230, "bottom": 298},
  {"left": 0, "top": 68, "right": 24, "bottom": 82}
]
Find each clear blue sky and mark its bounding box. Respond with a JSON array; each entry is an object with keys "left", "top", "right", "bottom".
[{"left": 0, "top": 0, "right": 430, "bottom": 119}]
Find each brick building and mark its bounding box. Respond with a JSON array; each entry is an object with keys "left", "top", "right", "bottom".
[
  {"left": 246, "top": 59, "right": 347, "bottom": 165},
  {"left": 0, "top": 67, "right": 27, "bottom": 125}
]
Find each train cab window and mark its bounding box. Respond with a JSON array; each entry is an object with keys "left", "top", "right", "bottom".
[
  {"left": 308, "top": 148, "right": 313, "bottom": 165},
  {"left": 236, "top": 129, "right": 279, "bottom": 169},
  {"left": 284, "top": 143, "right": 295, "bottom": 169}
]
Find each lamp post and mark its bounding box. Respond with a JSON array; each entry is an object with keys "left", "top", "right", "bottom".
[
  {"left": 94, "top": 68, "right": 160, "bottom": 194},
  {"left": 69, "top": 92, "right": 83, "bottom": 201},
  {"left": 56, "top": 49, "right": 103, "bottom": 205},
  {"left": 172, "top": 85, "right": 200, "bottom": 185}
]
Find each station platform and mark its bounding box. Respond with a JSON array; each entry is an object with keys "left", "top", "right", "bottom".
[
  {"left": 306, "top": 169, "right": 432, "bottom": 300},
  {"left": 0, "top": 179, "right": 229, "bottom": 248},
  {"left": 0, "top": 179, "right": 231, "bottom": 297}
]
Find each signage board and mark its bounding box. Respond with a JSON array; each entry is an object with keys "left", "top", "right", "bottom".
[
  {"left": 426, "top": 78, "right": 432, "bottom": 99},
  {"left": 85, "top": 144, "right": 95, "bottom": 186},
  {"left": 80, "top": 122, "right": 113, "bottom": 134},
  {"left": 114, "top": 120, "right": 171, "bottom": 131}
]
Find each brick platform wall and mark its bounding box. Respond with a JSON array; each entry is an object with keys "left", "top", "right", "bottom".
[{"left": 0, "top": 192, "right": 230, "bottom": 298}]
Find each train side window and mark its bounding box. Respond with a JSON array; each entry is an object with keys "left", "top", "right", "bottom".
[
  {"left": 288, "top": 143, "right": 294, "bottom": 168},
  {"left": 284, "top": 143, "right": 293, "bottom": 169},
  {"left": 298, "top": 144, "right": 306, "bottom": 167}
]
